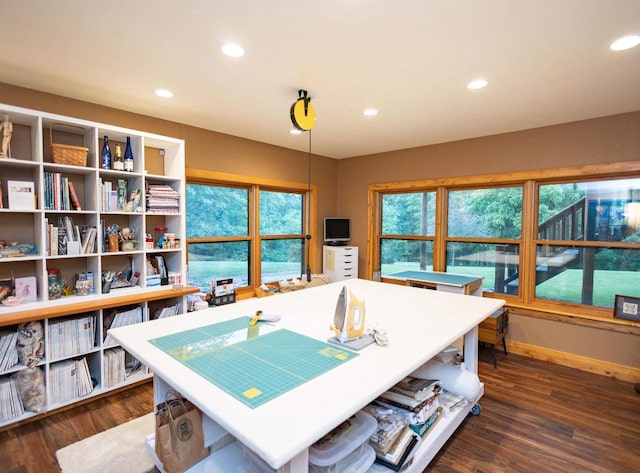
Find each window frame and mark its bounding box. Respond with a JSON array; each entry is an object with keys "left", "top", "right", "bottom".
[
  {"left": 368, "top": 161, "right": 640, "bottom": 328},
  {"left": 186, "top": 168, "right": 318, "bottom": 290}
]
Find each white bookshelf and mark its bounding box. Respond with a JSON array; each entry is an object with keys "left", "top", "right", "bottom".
[{"left": 0, "top": 103, "right": 197, "bottom": 428}]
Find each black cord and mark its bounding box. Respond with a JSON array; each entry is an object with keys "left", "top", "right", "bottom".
[{"left": 305, "top": 130, "right": 312, "bottom": 281}]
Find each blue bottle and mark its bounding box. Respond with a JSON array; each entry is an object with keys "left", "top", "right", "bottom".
[
  {"left": 124, "top": 136, "right": 134, "bottom": 172},
  {"left": 101, "top": 136, "right": 112, "bottom": 170}
]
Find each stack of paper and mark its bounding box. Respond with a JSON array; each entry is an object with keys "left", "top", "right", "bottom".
[
  {"left": 49, "top": 357, "right": 94, "bottom": 404},
  {"left": 154, "top": 303, "right": 180, "bottom": 319},
  {"left": 0, "top": 378, "right": 25, "bottom": 421},
  {"left": 146, "top": 184, "right": 180, "bottom": 213},
  {"left": 0, "top": 331, "right": 19, "bottom": 371},
  {"left": 104, "top": 347, "right": 126, "bottom": 388},
  {"left": 47, "top": 314, "right": 96, "bottom": 360},
  {"left": 103, "top": 307, "right": 143, "bottom": 346}
]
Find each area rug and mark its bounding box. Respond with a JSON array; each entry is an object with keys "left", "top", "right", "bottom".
[{"left": 56, "top": 413, "right": 156, "bottom": 473}]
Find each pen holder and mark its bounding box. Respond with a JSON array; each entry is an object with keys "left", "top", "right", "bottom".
[{"left": 107, "top": 234, "right": 119, "bottom": 252}]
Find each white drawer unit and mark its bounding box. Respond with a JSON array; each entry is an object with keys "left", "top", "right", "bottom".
[{"left": 323, "top": 245, "right": 358, "bottom": 282}]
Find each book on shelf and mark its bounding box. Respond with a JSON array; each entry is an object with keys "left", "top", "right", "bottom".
[
  {"left": 388, "top": 375, "right": 440, "bottom": 401},
  {"left": 7, "top": 180, "right": 35, "bottom": 210},
  {"left": 67, "top": 180, "right": 81, "bottom": 210},
  {"left": 372, "top": 425, "right": 419, "bottom": 471}
]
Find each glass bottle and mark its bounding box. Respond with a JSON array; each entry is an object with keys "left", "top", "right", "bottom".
[
  {"left": 101, "top": 135, "right": 112, "bottom": 170},
  {"left": 124, "top": 136, "right": 134, "bottom": 172},
  {"left": 113, "top": 143, "right": 124, "bottom": 171}
]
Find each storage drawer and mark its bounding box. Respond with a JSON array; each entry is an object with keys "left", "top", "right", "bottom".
[{"left": 478, "top": 308, "right": 508, "bottom": 345}]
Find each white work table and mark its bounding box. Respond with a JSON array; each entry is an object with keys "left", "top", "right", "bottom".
[{"left": 110, "top": 278, "right": 504, "bottom": 472}]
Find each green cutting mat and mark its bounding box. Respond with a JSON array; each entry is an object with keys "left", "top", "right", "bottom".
[{"left": 149, "top": 317, "right": 358, "bottom": 408}]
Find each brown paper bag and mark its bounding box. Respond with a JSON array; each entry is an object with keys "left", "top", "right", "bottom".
[{"left": 155, "top": 390, "right": 210, "bottom": 473}]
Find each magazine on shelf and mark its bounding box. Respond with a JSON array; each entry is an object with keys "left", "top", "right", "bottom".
[
  {"left": 103, "top": 306, "right": 143, "bottom": 346},
  {"left": 0, "top": 378, "right": 25, "bottom": 421},
  {"left": 0, "top": 331, "right": 19, "bottom": 372}
]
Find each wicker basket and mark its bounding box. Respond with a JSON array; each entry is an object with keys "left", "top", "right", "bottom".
[
  {"left": 278, "top": 281, "right": 307, "bottom": 293},
  {"left": 50, "top": 124, "right": 88, "bottom": 166}
]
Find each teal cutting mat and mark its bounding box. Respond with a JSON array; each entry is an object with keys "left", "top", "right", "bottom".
[{"left": 149, "top": 317, "right": 358, "bottom": 408}]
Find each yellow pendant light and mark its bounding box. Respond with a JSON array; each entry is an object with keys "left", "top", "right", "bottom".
[{"left": 290, "top": 89, "right": 316, "bottom": 131}]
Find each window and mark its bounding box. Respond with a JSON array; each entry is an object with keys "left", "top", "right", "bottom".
[
  {"left": 379, "top": 191, "right": 436, "bottom": 275},
  {"left": 186, "top": 184, "right": 250, "bottom": 292},
  {"left": 259, "top": 190, "right": 305, "bottom": 283},
  {"left": 369, "top": 162, "right": 640, "bottom": 323},
  {"left": 185, "top": 170, "right": 317, "bottom": 293},
  {"left": 446, "top": 187, "right": 523, "bottom": 294},
  {"left": 534, "top": 178, "right": 640, "bottom": 307}
]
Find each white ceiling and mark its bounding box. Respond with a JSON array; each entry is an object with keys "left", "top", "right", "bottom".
[{"left": 1, "top": 1, "right": 638, "bottom": 159}]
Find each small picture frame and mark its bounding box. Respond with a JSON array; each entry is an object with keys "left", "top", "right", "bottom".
[
  {"left": 613, "top": 295, "right": 640, "bottom": 322},
  {"left": 14, "top": 276, "right": 37, "bottom": 302}
]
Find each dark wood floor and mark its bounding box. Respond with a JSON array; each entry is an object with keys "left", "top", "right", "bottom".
[{"left": 1, "top": 349, "right": 638, "bottom": 473}]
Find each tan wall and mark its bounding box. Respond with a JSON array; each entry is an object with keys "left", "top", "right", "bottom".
[
  {"left": 336, "top": 111, "right": 640, "bottom": 376},
  {"left": 0, "top": 83, "right": 338, "bottom": 271},
  {"left": 2, "top": 82, "right": 637, "bottom": 377}
]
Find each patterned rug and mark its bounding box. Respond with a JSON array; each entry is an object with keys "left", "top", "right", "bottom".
[{"left": 56, "top": 413, "right": 156, "bottom": 473}]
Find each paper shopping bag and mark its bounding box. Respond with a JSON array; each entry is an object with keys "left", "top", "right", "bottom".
[{"left": 155, "top": 390, "right": 210, "bottom": 473}]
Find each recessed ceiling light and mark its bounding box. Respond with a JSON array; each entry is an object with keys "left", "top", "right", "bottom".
[
  {"left": 221, "top": 43, "right": 245, "bottom": 58},
  {"left": 467, "top": 79, "right": 488, "bottom": 90},
  {"left": 154, "top": 89, "right": 174, "bottom": 98},
  {"left": 363, "top": 108, "right": 379, "bottom": 117},
  {"left": 610, "top": 35, "right": 640, "bottom": 51},
  {"left": 290, "top": 128, "right": 302, "bottom": 135}
]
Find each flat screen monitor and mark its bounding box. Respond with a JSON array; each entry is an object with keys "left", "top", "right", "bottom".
[{"left": 324, "top": 218, "right": 350, "bottom": 244}]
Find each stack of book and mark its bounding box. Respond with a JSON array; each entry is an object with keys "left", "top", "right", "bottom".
[
  {"left": 146, "top": 184, "right": 180, "bottom": 213},
  {"left": 43, "top": 172, "right": 82, "bottom": 211},
  {"left": 45, "top": 217, "right": 97, "bottom": 256},
  {"left": 0, "top": 378, "right": 24, "bottom": 421},
  {"left": 49, "top": 357, "right": 93, "bottom": 404},
  {"left": 0, "top": 331, "right": 19, "bottom": 371},
  {"left": 47, "top": 314, "right": 96, "bottom": 360},
  {"left": 363, "top": 403, "right": 418, "bottom": 471},
  {"left": 377, "top": 375, "right": 442, "bottom": 438}
]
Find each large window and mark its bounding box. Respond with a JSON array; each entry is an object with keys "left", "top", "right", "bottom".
[
  {"left": 534, "top": 178, "right": 640, "bottom": 307},
  {"left": 370, "top": 162, "right": 640, "bottom": 323},
  {"left": 259, "top": 190, "right": 305, "bottom": 284},
  {"left": 186, "top": 172, "right": 316, "bottom": 293},
  {"left": 379, "top": 191, "right": 436, "bottom": 275},
  {"left": 186, "top": 184, "right": 251, "bottom": 292},
  {"left": 447, "top": 187, "right": 523, "bottom": 294}
]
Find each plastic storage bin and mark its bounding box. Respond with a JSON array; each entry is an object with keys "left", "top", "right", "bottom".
[{"left": 308, "top": 410, "right": 377, "bottom": 473}]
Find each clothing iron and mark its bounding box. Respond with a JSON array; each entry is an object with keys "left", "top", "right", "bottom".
[{"left": 331, "top": 286, "right": 366, "bottom": 343}]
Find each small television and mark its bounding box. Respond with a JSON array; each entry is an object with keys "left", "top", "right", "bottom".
[{"left": 324, "top": 218, "right": 350, "bottom": 245}]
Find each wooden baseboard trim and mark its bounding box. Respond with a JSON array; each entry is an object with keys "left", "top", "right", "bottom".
[{"left": 507, "top": 340, "right": 640, "bottom": 384}]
